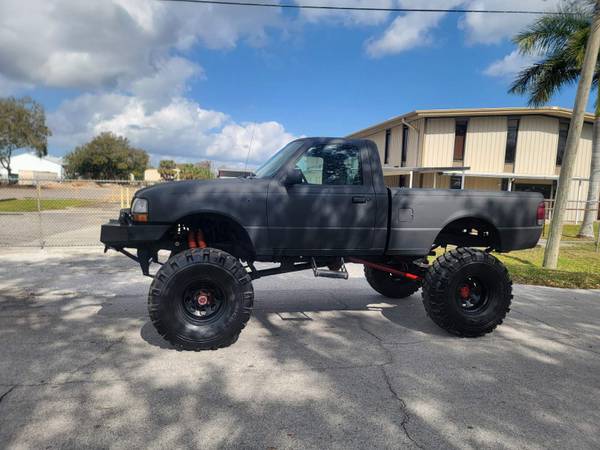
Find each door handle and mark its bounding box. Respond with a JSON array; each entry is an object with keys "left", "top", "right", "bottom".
[{"left": 352, "top": 196, "right": 368, "bottom": 204}]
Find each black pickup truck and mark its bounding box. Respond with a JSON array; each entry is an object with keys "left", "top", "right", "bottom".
[{"left": 101, "top": 137, "right": 544, "bottom": 350}]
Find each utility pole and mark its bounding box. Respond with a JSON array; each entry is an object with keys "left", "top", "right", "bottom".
[{"left": 543, "top": 0, "right": 600, "bottom": 269}]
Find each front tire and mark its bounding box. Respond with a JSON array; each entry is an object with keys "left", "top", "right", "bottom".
[
  {"left": 364, "top": 266, "right": 420, "bottom": 299},
  {"left": 148, "top": 248, "right": 253, "bottom": 350},
  {"left": 422, "top": 248, "right": 512, "bottom": 337}
]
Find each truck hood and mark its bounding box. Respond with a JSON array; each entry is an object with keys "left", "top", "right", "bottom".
[
  {"left": 135, "top": 177, "right": 271, "bottom": 201},
  {"left": 134, "top": 177, "right": 273, "bottom": 224}
]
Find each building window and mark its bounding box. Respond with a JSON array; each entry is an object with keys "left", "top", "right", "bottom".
[
  {"left": 450, "top": 175, "right": 462, "bottom": 189},
  {"left": 501, "top": 178, "right": 509, "bottom": 191},
  {"left": 505, "top": 118, "right": 520, "bottom": 164},
  {"left": 513, "top": 183, "right": 552, "bottom": 199},
  {"left": 384, "top": 129, "right": 391, "bottom": 164},
  {"left": 556, "top": 120, "right": 569, "bottom": 165},
  {"left": 401, "top": 125, "right": 409, "bottom": 166},
  {"left": 454, "top": 119, "right": 468, "bottom": 161}
]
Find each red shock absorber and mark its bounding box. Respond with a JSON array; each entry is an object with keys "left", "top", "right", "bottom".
[
  {"left": 187, "top": 228, "right": 207, "bottom": 249},
  {"left": 188, "top": 230, "right": 198, "bottom": 249},
  {"left": 196, "top": 230, "right": 207, "bottom": 249}
]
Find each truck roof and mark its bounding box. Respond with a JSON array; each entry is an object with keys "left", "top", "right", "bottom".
[{"left": 292, "top": 137, "right": 372, "bottom": 147}]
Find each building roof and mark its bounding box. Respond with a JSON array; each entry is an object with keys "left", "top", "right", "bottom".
[
  {"left": 43, "top": 155, "right": 64, "bottom": 166},
  {"left": 11, "top": 152, "right": 63, "bottom": 167},
  {"left": 348, "top": 106, "right": 595, "bottom": 138}
]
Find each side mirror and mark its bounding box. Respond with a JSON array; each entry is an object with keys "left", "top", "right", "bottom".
[{"left": 284, "top": 168, "right": 304, "bottom": 186}]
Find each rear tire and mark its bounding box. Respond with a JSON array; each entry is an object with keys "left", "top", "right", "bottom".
[
  {"left": 422, "top": 248, "right": 512, "bottom": 337},
  {"left": 364, "top": 266, "right": 420, "bottom": 299},
  {"left": 148, "top": 248, "right": 253, "bottom": 350}
]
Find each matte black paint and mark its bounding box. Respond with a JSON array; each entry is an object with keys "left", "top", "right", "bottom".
[{"left": 101, "top": 137, "right": 543, "bottom": 259}]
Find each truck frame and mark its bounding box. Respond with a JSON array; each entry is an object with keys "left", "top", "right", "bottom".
[{"left": 101, "top": 138, "right": 544, "bottom": 350}]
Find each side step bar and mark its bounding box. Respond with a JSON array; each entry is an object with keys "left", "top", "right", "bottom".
[{"left": 311, "top": 258, "right": 349, "bottom": 280}]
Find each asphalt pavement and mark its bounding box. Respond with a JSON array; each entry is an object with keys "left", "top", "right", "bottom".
[{"left": 0, "top": 247, "right": 599, "bottom": 449}]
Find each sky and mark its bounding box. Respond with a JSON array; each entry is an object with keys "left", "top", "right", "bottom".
[{"left": 0, "top": 0, "right": 590, "bottom": 168}]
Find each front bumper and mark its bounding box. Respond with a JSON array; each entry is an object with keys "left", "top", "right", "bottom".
[{"left": 100, "top": 209, "right": 170, "bottom": 249}]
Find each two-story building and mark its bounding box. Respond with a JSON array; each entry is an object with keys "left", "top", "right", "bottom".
[{"left": 348, "top": 107, "right": 596, "bottom": 222}]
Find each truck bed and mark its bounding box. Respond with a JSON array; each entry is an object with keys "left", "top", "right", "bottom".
[{"left": 386, "top": 188, "right": 544, "bottom": 256}]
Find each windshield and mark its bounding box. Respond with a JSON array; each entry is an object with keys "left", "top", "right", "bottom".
[{"left": 254, "top": 140, "right": 304, "bottom": 178}]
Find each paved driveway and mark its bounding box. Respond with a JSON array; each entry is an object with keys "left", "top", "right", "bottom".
[{"left": 0, "top": 248, "right": 599, "bottom": 449}]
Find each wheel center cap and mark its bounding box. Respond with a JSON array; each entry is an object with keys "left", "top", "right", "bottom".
[
  {"left": 197, "top": 293, "right": 210, "bottom": 306},
  {"left": 459, "top": 285, "right": 471, "bottom": 299}
]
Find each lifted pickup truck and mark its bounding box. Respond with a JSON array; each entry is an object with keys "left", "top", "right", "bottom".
[{"left": 101, "top": 137, "right": 544, "bottom": 350}]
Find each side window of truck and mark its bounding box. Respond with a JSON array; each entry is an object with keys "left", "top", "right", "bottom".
[{"left": 295, "top": 144, "right": 363, "bottom": 185}]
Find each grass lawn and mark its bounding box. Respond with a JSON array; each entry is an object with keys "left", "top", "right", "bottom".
[
  {"left": 0, "top": 198, "right": 97, "bottom": 212},
  {"left": 433, "top": 240, "right": 600, "bottom": 289},
  {"left": 494, "top": 242, "right": 600, "bottom": 289},
  {"left": 542, "top": 222, "right": 599, "bottom": 240}
]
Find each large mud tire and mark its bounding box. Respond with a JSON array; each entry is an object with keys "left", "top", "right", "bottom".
[
  {"left": 364, "top": 266, "right": 420, "bottom": 299},
  {"left": 148, "top": 248, "right": 253, "bottom": 350},
  {"left": 422, "top": 248, "right": 512, "bottom": 337}
]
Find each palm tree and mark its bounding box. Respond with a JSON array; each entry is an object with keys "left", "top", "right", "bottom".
[{"left": 509, "top": 1, "right": 599, "bottom": 238}]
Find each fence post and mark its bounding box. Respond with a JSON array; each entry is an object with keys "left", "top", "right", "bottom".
[{"left": 36, "top": 180, "right": 45, "bottom": 248}]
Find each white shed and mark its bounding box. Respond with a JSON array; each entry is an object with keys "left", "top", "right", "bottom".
[{"left": 0, "top": 152, "right": 64, "bottom": 181}]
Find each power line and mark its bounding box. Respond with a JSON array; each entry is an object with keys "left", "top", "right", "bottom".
[{"left": 159, "top": 0, "right": 569, "bottom": 15}]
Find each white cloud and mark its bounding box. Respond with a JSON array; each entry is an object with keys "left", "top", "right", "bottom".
[
  {"left": 365, "top": 0, "right": 563, "bottom": 57},
  {"left": 0, "top": 0, "right": 295, "bottom": 165},
  {"left": 295, "top": 0, "right": 393, "bottom": 26},
  {"left": 365, "top": 0, "right": 463, "bottom": 57},
  {"left": 129, "top": 57, "right": 203, "bottom": 110},
  {"left": 48, "top": 59, "right": 297, "bottom": 165},
  {"left": 484, "top": 49, "right": 538, "bottom": 78},
  {"left": 0, "top": 0, "right": 282, "bottom": 91},
  {"left": 460, "top": 0, "right": 562, "bottom": 45},
  {"left": 49, "top": 91, "right": 296, "bottom": 165},
  {"left": 207, "top": 121, "right": 297, "bottom": 163}
]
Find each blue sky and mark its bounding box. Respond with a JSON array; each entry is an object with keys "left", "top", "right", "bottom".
[{"left": 0, "top": 0, "right": 587, "bottom": 167}]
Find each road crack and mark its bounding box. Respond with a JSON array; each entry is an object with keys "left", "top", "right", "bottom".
[
  {"left": 0, "top": 385, "right": 16, "bottom": 405},
  {"left": 66, "top": 338, "right": 124, "bottom": 380},
  {"left": 380, "top": 366, "right": 423, "bottom": 449}
]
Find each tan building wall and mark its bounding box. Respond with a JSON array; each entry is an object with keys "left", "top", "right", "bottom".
[
  {"left": 388, "top": 125, "right": 403, "bottom": 166},
  {"left": 407, "top": 118, "right": 424, "bottom": 167},
  {"left": 144, "top": 169, "right": 161, "bottom": 182},
  {"left": 363, "top": 130, "right": 386, "bottom": 164},
  {"left": 514, "top": 116, "right": 559, "bottom": 176},
  {"left": 574, "top": 124, "right": 593, "bottom": 178},
  {"left": 464, "top": 116, "right": 507, "bottom": 173},
  {"left": 421, "top": 118, "right": 455, "bottom": 167},
  {"left": 351, "top": 108, "right": 596, "bottom": 223},
  {"left": 18, "top": 170, "right": 59, "bottom": 185}
]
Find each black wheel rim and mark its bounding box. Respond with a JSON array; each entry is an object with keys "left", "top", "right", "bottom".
[
  {"left": 456, "top": 275, "right": 489, "bottom": 313},
  {"left": 181, "top": 281, "right": 227, "bottom": 323}
]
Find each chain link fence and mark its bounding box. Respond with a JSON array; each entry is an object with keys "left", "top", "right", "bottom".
[{"left": 0, "top": 179, "right": 154, "bottom": 247}]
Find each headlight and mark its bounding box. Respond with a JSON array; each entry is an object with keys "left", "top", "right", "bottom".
[{"left": 131, "top": 198, "right": 148, "bottom": 222}]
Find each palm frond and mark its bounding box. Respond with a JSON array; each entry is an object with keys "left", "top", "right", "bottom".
[
  {"left": 509, "top": 51, "right": 581, "bottom": 107},
  {"left": 513, "top": 4, "right": 591, "bottom": 55}
]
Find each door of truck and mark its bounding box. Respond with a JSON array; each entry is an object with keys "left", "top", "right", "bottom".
[{"left": 267, "top": 142, "right": 377, "bottom": 252}]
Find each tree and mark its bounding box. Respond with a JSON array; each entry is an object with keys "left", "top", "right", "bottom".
[
  {"left": 0, "top": 96, "right": 51, "bottom": 178},
  {"left": 158, "top": 159, "right": 177, "bottom": 181},
  {"left": 64, "top": 132, "right": 148, "bottom": 180},
  {"left": 179, "top": 163, "right": 214, "bottom": 180},
  {"left": 509, "top": 1, "right": 600, "bottom": 239}
]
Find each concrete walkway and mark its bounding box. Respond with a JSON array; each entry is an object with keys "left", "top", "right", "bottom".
[{"left": 0, "top": 248, "right": 599, "bottom": 449}]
